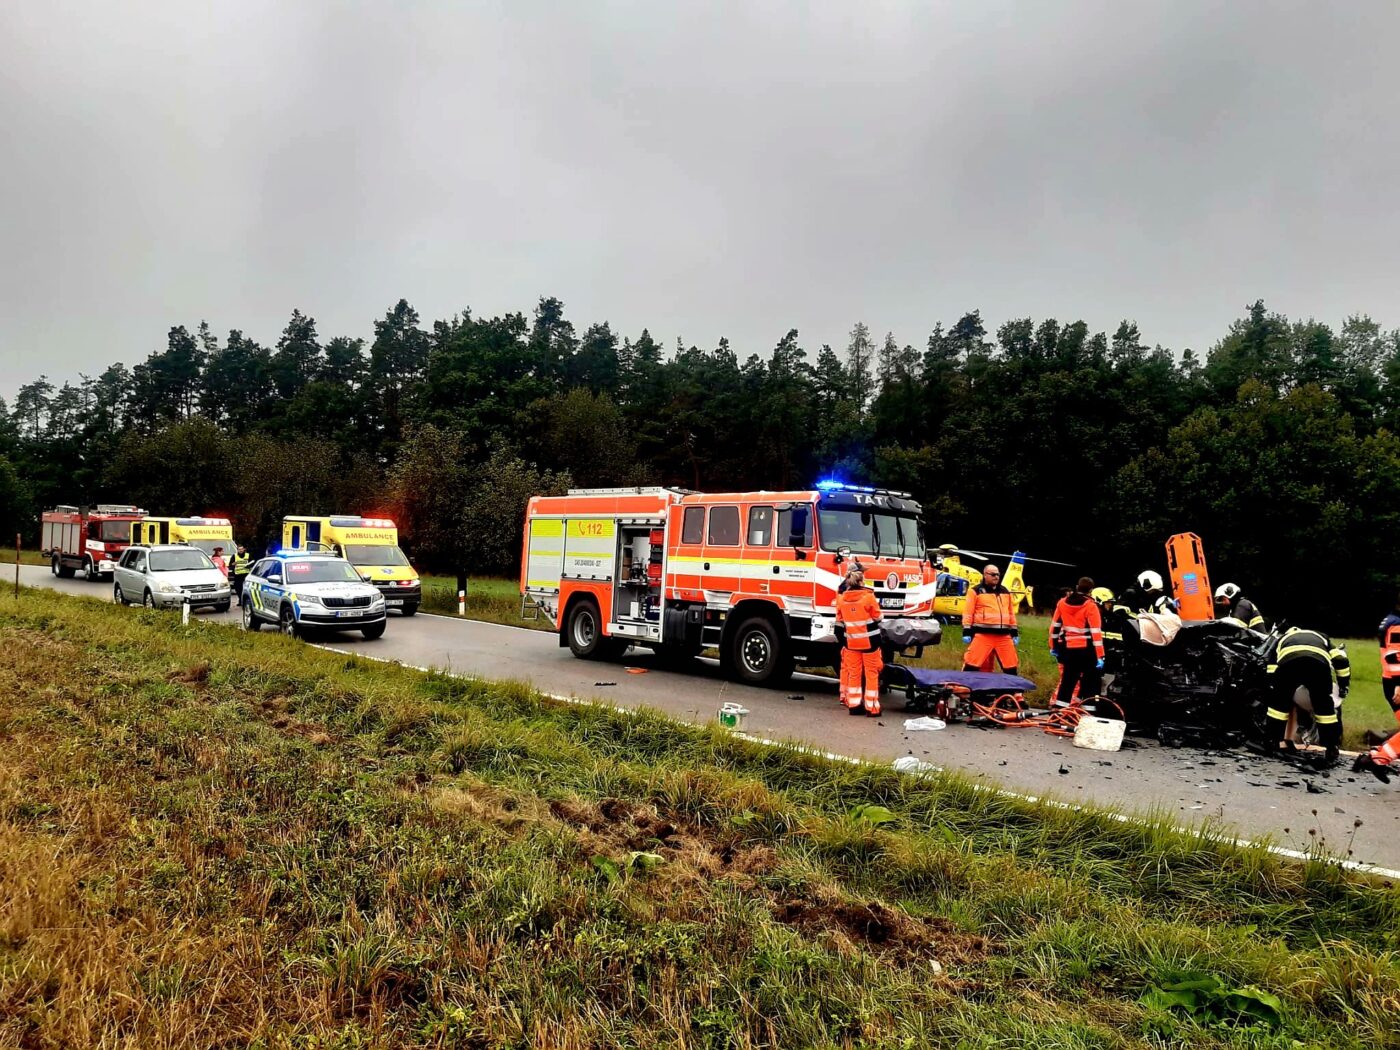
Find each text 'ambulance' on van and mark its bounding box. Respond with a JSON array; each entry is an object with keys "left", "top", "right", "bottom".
[{"left": 133, "top": 516, "right": 235, "bottom": 557}]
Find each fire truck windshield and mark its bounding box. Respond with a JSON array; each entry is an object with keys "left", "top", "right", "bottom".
[
  {"left": 818, "top": 509, "right": 925, "bottom": 559},
  {"left": 149, "top": 549, "right": 215, "bottom": 572},
  {"left": 343, "top": 544, "right": 410, "bottom": 566},
  {"left": 92, "top": 521, "right": 132, "bottom": 542}
]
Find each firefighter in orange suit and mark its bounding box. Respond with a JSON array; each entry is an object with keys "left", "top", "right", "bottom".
[
  {"left": 962, "top": 563, "right": 1019, "bottom": 675},
  {"left": 835, "top": 566, "right": 884, "bottom": 716},
  {"left": 1051, "top": 576, "right": 1106, "bottom": 704}
]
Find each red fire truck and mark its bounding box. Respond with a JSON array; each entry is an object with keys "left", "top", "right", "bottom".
[
  {"left": 41, "top": 504, "right": 148, "bottom": 581},
  {"left": 520, "top": 483, "right": 938, "bottom": 684}
]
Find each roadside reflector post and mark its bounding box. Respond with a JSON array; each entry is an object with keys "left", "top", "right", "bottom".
[
  {"left": 458, "top": 589, "right": 466, "bottom": 616},
  {"left": 182, "top": 598, "right": 190, "bottom": 626},
  {"left": 13, "top": 533, "right": 19, "bottom": 599}
]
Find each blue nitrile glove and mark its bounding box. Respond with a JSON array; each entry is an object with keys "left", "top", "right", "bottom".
[
  {"left": 962, "top": 632, "right": 972, "bottom": 645},
  {"left": 1096, "top": 657, "right": 1105, "bottom": 670},
  {"left": 1012, "top": 636, "right": 1019, "bottom": 648},
  {"left": 1053, "top": 649, "right": 1063, "bottom": 663}
]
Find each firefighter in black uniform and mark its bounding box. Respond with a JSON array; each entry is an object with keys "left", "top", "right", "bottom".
[
  {"left": 1214, "top": 582, "right": 1264, "bottom": 629},
  {"left": 1264, "top": 627, "right": 1350, "bottom": 763}
]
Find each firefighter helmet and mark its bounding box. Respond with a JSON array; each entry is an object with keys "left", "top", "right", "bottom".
[
  {"left": 1137, "top": 569, "right": 1164, "bottom": 593},
  {"left": 1091, "top": 586, "right": 1114, "bottom": 604},
  {"left": 1214, "top": 582, "right": 1240, "bottom": 604}
]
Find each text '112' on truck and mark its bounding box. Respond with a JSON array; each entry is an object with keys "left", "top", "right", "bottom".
[{"left": 520, "top": 483, "right": 938, "bottom": 684}]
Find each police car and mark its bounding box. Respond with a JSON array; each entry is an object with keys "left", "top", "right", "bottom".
[{"left": 241, "top": 550, "right": 387, "bottom": 639}]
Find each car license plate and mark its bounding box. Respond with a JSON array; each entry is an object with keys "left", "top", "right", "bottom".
[
  {"left": 386, "top": 599, "right": 403, "bottom": 607},
  {"left": 336, "top": 610, "right": 354, "bottom": 618},
  {"left": 879, "top": 596, "right": 905, "bottom": 610}
]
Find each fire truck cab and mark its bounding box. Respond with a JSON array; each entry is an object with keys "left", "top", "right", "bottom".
[
  {"left": 41, "top": 504, "right": 148, "bottom": 581},
  {"left": 521, "top": 484, "right": 937, "bottom": 685}
]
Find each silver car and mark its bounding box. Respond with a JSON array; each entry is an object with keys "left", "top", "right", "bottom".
[{"left": 113, "top": 544, "right": 233, "bottom": 611}]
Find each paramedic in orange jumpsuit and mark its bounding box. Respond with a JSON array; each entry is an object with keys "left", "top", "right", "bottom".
[
  {"left": 835, "top": 566, "right": 884, "bottom": 716},
  {"left": 1051, "top": 576, "right": 1106, "bottom": 704},
  {"left": 962, "top": 564, "right": 1019, "bottom": 675}
]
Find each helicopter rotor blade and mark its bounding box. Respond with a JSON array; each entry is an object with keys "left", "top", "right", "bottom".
[{"left": 947, "top": 547, "right": 1077, "bottom": 568}]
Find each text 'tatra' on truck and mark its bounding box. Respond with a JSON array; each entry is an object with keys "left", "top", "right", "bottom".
[{"left": 521, "top": 483, "right": 937, "bottom": 684}]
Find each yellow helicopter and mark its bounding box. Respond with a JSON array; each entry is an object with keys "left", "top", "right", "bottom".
[{"left": 931, "top": 544, "right": 1074, "bottom": 621}]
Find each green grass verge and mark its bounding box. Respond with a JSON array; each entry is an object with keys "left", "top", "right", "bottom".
[{"left": 0, "top": 584, "right": 1397, "bottom": 1048}]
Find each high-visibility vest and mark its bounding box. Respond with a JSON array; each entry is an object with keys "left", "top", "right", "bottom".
[
  {"left": 1051, "top": 596, "right": 1104, "bottom": 657},
  {"left": 963, "top": 585, "right": 1018, "bottom": 634},
  {"left": 835, "top": 588, "right": 883, "bottom": 652},
  {"left": 1382, "top": 624, "right": 1400, "bottom": 678},
  {"left": 232, "top": 552, "right": 252, "bottom": 575}
]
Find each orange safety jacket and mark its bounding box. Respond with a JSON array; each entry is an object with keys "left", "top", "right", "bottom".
[
  {"left": 963, "top": 583, "right": 1018, "bottom": 636},
  {"left": 1382, "top": 623, "right": 1400, "bottom": 678},
  {"left": 1051, "top": 593, "right": 1104, "bottom": 658},
  {"left": 835, "top": 587, "right": 884, "bottom": 652}
]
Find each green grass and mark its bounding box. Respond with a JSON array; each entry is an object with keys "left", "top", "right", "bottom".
[{"left": 1, "top": 584, "right": 1398, "bottom": 1048}]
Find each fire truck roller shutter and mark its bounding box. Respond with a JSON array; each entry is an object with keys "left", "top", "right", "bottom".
[
  {"left": 527, "top": 518, "right": 564, "bottom": 590},
  {"left": 563, "top": 518, "right": 615, "bottom": 581}
]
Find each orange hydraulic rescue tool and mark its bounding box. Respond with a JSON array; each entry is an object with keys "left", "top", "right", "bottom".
[{"left": 1166, "top": 532, "right": 1213, "bottom": 621}]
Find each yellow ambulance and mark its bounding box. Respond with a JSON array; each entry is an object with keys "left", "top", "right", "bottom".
[
  {"left": 133, "top": 516, "right": 236, "bottom": 558},
  {"left": 281, "top": 515, "right": 421, "bottom": 615}
]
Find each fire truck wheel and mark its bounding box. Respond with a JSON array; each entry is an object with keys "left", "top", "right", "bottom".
[
  {"left": 566, "top": 598, "right": 620, "bottom": 659},
  {"left": 84, "top": 557, "right": 101, "bottom": 582},
  {"left": 727, "top": 616, "right": 794, "bottom": 686},
  {"left": 53, "top": 556, "right": 74, "bottom": 579}
]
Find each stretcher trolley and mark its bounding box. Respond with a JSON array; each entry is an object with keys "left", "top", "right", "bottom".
[{"left": 882, "top": 665, "right": 1037, "bottom": 721}]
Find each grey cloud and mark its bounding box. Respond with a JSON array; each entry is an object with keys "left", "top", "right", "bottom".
[{"left": 2, "top": 0, "right": 1399, "bottom": 397}]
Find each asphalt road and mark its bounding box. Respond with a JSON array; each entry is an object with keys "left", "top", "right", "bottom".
[{"left": 17, "top": 563, "right": 1400, "bottom": 873}]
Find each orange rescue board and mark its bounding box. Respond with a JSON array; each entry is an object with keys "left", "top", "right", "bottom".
[{"left": 1166, "top": 532, "right": 1213, "bottom": 621}]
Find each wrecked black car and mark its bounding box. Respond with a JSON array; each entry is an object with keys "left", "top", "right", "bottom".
[{"left": 1102, "top": 615, "right": 1286, "bottom": 747}]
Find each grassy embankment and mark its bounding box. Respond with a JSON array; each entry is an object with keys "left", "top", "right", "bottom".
[{"left": 2, "top": 585, "right": 1399, "bottom": 1048}]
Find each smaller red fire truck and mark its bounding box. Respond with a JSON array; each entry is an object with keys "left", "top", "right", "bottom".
[
  {"left": 41, "top": 504, "right": 148, "bottom": 581},
  {"left": 521, "top": 483, "right": 939, "bottom": 685}
]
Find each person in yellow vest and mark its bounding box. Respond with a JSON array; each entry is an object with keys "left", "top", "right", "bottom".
[
  {"left": 835, "top": 565, "right": 884, "bottom": 717},
  {"left": 231, "top": 543, "right": 253, "bottom": 606}
]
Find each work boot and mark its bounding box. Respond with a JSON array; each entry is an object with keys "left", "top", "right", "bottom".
[
  {"left": 1352, "top": 753, "right": 1392, "bottom": 784},
  {"left": 847, "top": 704, "right": 865, "bottom": 717},
  {"left": 865, "top": 706, "right": 881, "bottom": 718}
]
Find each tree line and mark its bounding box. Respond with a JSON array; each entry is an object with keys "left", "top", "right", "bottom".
[{"left": 2, "top": 296, "right": 1398, "bottom": 633}]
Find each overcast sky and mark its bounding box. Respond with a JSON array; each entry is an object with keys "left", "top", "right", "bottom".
[{"left": 3, "top": 1, "right": 1398, "bottom": 397}]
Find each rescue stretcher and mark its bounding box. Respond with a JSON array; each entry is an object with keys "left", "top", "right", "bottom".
[{"left": 875, "top": 617, "right": 1037, "bottom": 720}]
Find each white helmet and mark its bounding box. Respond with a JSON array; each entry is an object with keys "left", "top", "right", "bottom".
[
  {"left": 1214, "top": 582, "right": 1240, "bottom": 603},
  {"left": 1137, "top": 569, "right": 1164, "bottom": 592}
]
